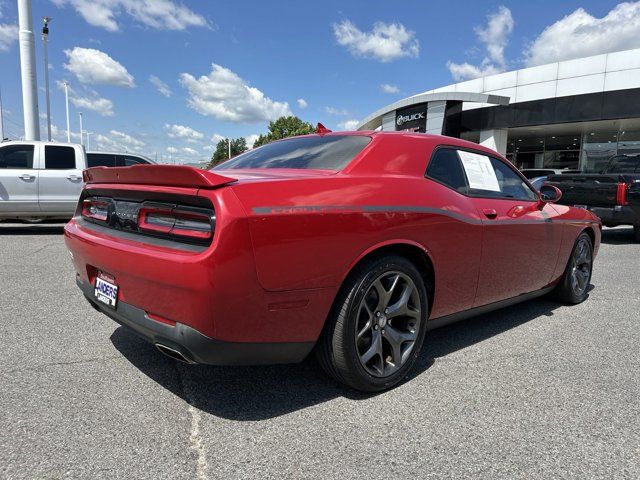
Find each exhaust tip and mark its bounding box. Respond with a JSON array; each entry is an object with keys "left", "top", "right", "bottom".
[{"left": 155, "top": 343, "right": 195, "bottom": 364}]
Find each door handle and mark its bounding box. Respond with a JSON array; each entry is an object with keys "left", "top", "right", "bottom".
[
  {"left": 67, "top": 175, "right": 82, "bottom": 181},
  {"left": 18, "top": 174, "right": 35, "bottom": 181},
  {"left": 482, "top": 208, "right": 498, "bottom": 219}
]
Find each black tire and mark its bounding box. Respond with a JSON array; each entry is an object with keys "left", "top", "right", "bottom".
[
  {"left": 315, "top": 255, "right": 429, "bottom": 392},
  {"left": 552, "top": 232, "right": 593, "bottom": 304},
  {"left": 633, "top": 226, "right": 640, "bottom": 243}
]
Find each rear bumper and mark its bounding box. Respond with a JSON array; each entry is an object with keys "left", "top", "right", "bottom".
[
  {"left": 589, "top": 205, "right": 638, "bottom": 227},
  {"left": 77, "top": 277, "right": 314, "bottom": 365}
]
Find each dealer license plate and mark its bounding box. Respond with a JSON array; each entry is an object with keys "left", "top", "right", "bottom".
[{"left": 94, "top": 272, "right": 118, "bottom": 308}]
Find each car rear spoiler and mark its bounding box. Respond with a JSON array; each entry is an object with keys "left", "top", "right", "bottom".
[{"left": 83, "top": 165, "right": 237, "bottom": 189}]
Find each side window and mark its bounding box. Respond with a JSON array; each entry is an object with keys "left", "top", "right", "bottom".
[
  {"left": 457, "top": 149, "right": 537, "bottom": 200},
  {"left": 0, "top": 144, "right": 35, "bottom": 169},
  {"left": 489, "top": 158, "right": 538, "bottom": 200},
  {"left": 87, "top": 154, "right": 116, "bottom": 167},
  {"left": 426, "top": 148, "right": 468, "bottom": 193},
  {"left": 45, "top": 146, "right": 76, "bottom": 169}
]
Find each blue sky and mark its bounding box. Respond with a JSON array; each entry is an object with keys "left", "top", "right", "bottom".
[{"left": 0, "top": 0, "right": 637, "bottom": 163}]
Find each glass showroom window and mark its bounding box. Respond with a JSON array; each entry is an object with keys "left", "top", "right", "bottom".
[
  {"left": 581, "top": 131, "right": 619, "bottom": 173},
  {"left": 617, "top": 130, "right": 640, "bottom": 156},
  {"left": 511, "top": 135, "right": 545, "bottom": 169},
  {"left": 543, "top": 134, "right": 581, "bottom": 170}
]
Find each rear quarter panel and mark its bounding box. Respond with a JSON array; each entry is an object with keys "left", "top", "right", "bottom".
[
  {"left": 231, "top": 173, "right": 485, "bottom": 319},
  {"left": 549, "top": 204, "right": 602, "bottom": 280}
]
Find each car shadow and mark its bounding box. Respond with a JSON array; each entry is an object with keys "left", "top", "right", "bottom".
[
  {"left": 110, "top": 293, "right": 574, "bottom": 421},
  {"left": 600, "top": 227, "right": 638, "bottom": 245}
]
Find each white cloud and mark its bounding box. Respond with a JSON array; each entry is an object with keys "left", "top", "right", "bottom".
[
  {"left": 297, "top": 98, "right": 308, "bottom": 108},
  {"left": 525, "top": 2, "right": 640, "bottom": 67},
  {"left": 446, "top": 62, "right": 503, "bottom": 82},
  {"left": 165, "top": 123, "right": 204, "bottom": 143},
  {"left": 50, "top": 124, "right": 81, "bottom": 142},
  {"left": 477, "top": 5, "right": 514, "bottom": 67},
  {"left": 149, "top": 75, "right": 171, "bottom": 97},
  {"left": 447, "top": 6, "right": 514, "bottom": 81},
  {"left": 95, "top": 129, "right": 145, "bottom": 152},
  {"left": 70, "top": 95, "right": 115, "bottom": 116},
  {"left": 166, "top": 146, "right": 178, "bottom": 154},
  {"left": 64, "top": 47, "right": 135, "bottom": 87},
  {"left": 182, "top": 147, "right": 198, "bottom": 155},
  {"left": 338, "top": 119, "right": 359, "bottom": 130},
  {"left": 51, "top": 0, "right": 207, "bottom": 32},
  {"left": 179, "top": 63, "right": 291, "bottom": 123},
  {"left": 0, "top": 20, "right": 17, "bottom": 53},
  {"left": 245, "top": 134, "right": 259, "bottom": 148},
  {"left": 325, "top": 106, "right": 349, "bottom": 116},
  {"left": 380, "top": 83, "right": 399, "bottom": 94},
  {"left": 333, "top": 20, "right": 419, "bottom": 62},
  {"left": 211, "top": 133, "right": 225, "bottom": 143},
  {"left": 109, "top": 129, "right": 144, "bottom": 147},
  {"left": 55, "top": 80, "right": 115, "bottom": 116}
]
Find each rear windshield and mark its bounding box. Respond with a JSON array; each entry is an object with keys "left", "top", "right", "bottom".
[
  {"left": 213, "top": 135, "right": 371, "bottom": 170},
  {"left": 606, "top": 155, "right": 640, "bottom": 173}
]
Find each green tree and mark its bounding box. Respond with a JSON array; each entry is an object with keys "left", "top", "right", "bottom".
[
  {"left": 208, "top": 137, "right": 248, "bottom": 168},
  {"left": 252, "top": 116, "right": 315, "bottom": 148}
]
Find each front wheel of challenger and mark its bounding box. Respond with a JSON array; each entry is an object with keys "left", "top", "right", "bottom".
[
  {"left": 553, "top": 232, "right": 594, "bottom": 304},
  {"left": 316, "top": 255, "right": 429, "bottom": 392}
]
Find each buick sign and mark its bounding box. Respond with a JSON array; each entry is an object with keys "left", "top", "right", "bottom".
[{"left": 396, "top": 111, "right": 425, "bottom": 126}]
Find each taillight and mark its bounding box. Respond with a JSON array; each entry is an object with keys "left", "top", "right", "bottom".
[
  {"left": 616, "top": 182, "right": 629, "bottom": 206},
  {"left": 137, "top": 205, "right": 175, "bottom": 234},
  {"left": 82, "top": 197, "right": 111, "bottom": 222},
  {"left": 138, "top": 204, "right": 214, "bottom": 242}
]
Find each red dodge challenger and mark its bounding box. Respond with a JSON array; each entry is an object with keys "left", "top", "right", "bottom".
[{"left": 64, "top": 131, "right": 601, "bottom": 391}]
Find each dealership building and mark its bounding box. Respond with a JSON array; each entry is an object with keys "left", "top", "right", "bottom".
[{"left": 357, "top": 48, "right": 640, "bottom": 173}]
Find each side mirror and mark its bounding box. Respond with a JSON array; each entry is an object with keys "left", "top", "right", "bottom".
[{"left": 539, "top": 184, "right": 562, "bottom": 204}]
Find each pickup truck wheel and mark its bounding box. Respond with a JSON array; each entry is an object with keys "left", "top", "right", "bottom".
[
  {"left": 633, "top": 226, "right": 640, "bottom": 243},
  {"left": 553, "top": 232, "right": 593, "bottom": 304},
  {"left": 315, "top": 255, "right": 428, "bottom": 392}
]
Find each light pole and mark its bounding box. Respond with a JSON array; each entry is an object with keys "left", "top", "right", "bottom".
[
  {"left": 228, "top": 138, "right": 231, "bottom": 159},
  {"left": 42, "top": 16, "right": 52, "bottom": 141},
  {"left": 78, "top": 112, "right": 83, "bottom": 146},
  {"left": 86, "top": 131, "right": 92, "bottom": 150},
  {"left": 63, "top": 81, "right": 70, "bottom": 142},
  {"left": 17, "top": 0, "right": 40, "bottom": 140}
]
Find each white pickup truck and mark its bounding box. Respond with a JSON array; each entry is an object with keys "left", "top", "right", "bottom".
[
  {"left": 0, "top": 141, "right": 154, "bottom": 221},
  {"left": 0, "top": 141, "right": 87, "bottom": 221}
]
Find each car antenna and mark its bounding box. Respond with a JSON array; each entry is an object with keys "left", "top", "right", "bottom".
[{"left": 316, "top": 123, "right": 332, "bottom": 134}]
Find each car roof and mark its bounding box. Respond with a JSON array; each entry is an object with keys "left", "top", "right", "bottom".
[{"left": 290, "top": 130, "right": 503, "bottom": 157}]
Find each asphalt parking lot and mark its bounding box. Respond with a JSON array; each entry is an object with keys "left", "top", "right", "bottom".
[{"left": 0, "top": 224, "right": 638, "bottom": 479}]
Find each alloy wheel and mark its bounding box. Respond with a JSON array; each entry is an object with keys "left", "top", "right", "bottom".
[
  {"left": 355, "top": 271, "right": 421, "bottom": 377},
  {"left": 570, "top": 237, "right": 592, "bottom": 296}
]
